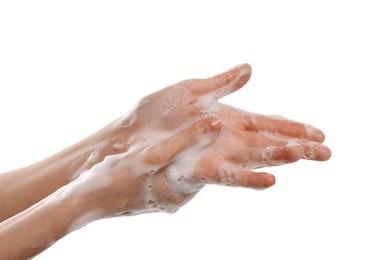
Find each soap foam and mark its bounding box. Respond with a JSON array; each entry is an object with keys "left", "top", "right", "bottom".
[
  {"left": 113, "top": 143, "right": 125, "bottom": 150},
  {"left": 304, "top": 124, "right": 314, "bottom": 135},
  {"left": 213, "top": 64, "right": 251, "bottom": 100},
  {"left": 65, "top": 119, "right": 217, "bottom": 229},
  {"left": 165, "top": 135, "right": 214, "bottom": 194},
  {"left": 65, "top": 69, "right": 251, "bottom": 228}
]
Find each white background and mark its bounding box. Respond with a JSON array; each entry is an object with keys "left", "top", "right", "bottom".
[{"left": 1, "top": 1, "right": 389, "bottom": 259}]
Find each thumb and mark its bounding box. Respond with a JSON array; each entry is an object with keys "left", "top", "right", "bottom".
[
  {"left": 143, "top": 117, "right": 221, "bottom": 164},
  {"left": 190, "top": 63, "right": 252, "bottom": 100}
]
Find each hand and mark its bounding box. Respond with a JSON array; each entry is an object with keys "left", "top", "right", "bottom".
[
  {"left": 111, "top": 64, "right": 330, "bottom": 189},
  {"left": 0, "top": 64, "right": 331, "bottom": 260},
  {"left": 68, "top": 117, "right": 221, "bottom": 218},
  {"left": 67, "top": 64, "right": 331, "bottom": 219}
]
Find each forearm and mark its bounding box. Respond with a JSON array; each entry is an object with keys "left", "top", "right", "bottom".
[
  {"left": 0, "top": 186, "right": 99, "bottom": 259},
  {"left": 0, "top": 122, "right": 121, "bottom": 222}
]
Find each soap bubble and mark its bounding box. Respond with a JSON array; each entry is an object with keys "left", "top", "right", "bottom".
[{"left": 200, "top": 112, "right": 209, "bottom": 118}]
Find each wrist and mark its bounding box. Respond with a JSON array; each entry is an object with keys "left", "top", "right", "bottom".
[
  {"left": 62, "top": 190, "right": 103, "bottom": 232},
  {"left": 37, "top": 119, "right": 132, "bottom": 182},
  {"left": 0, "top": 184, "right": 103, "bottom": 259},
  {"left": 56, "top": 176, "right": 109, "bottom": 233}
]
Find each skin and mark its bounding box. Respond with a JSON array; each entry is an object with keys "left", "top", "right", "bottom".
[{"left": 0, "top": 64, "right": 331, "bottom": 259}]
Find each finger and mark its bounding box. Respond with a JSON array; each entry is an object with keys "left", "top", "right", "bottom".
[
  {"left": 234, "top": 170, "right": 276, "bottom": 189},
  {"left": 143, "top": 116, "right": 222, "bottom": 164},
  {"left": 242, "top": 131, "right": 331, "bottom": 162},
  {"left": 300, "top": 141, "right": 332, "bottom": 161},
  {"left": 190, "top": 64, "right": 252, "bottom": 99},
  {"left": 233, "top": 143, "right": 304, "bottom": 169},
  {"left": 207, "top": 167, "right": 276, "bottom": 190},
  {"left": 253, "top": 115, "right": 326, "bottom": 143},
  {"left": 220, "top": 105, "right": 326, "bottom": 143},
  {"left": 259, "top": 133, "right": 331, "bottom": 162}
]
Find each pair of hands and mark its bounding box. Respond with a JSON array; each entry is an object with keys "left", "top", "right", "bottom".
[{"left": 68, "top": 64, "right": 331, "bottom": 219}]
